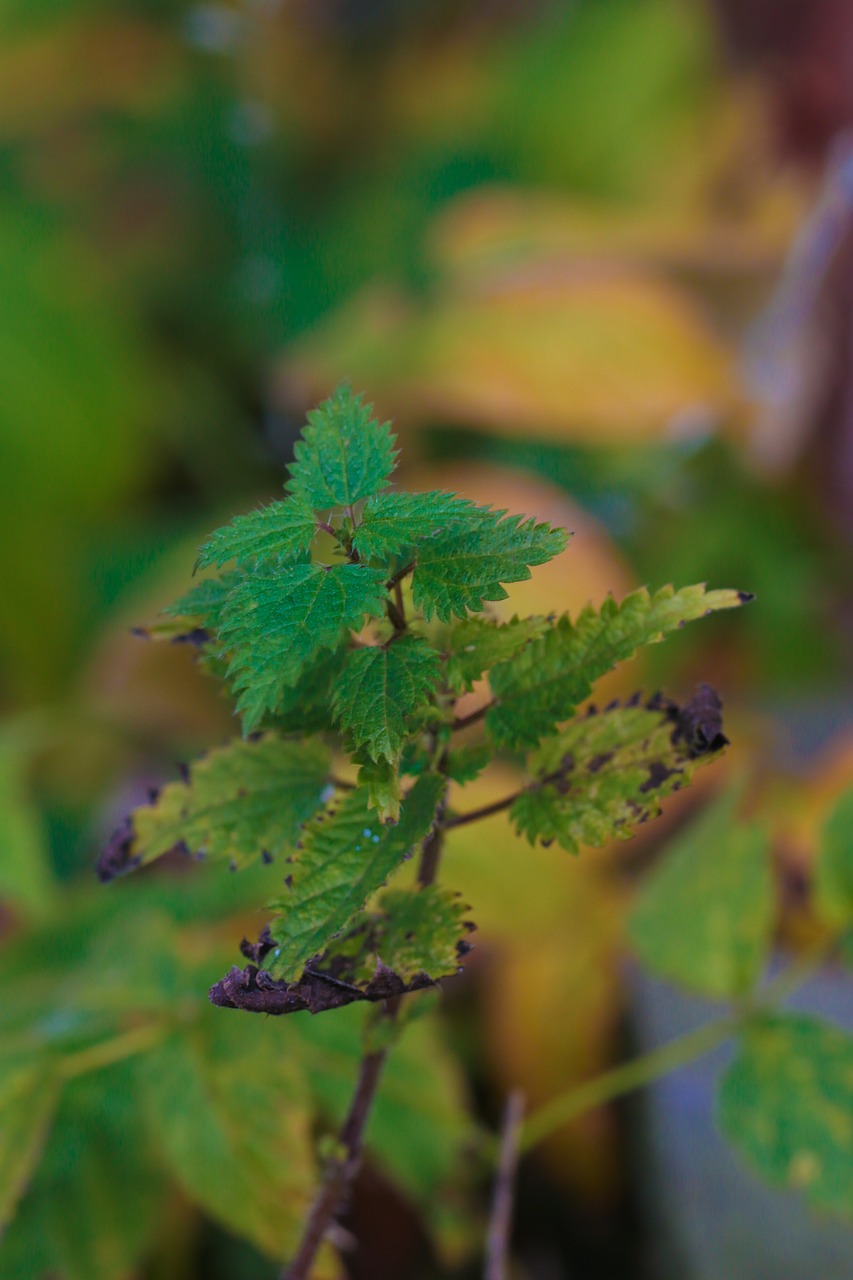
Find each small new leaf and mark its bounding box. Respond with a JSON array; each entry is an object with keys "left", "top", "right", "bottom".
[
  {"left": 352, "top": 491, "right": 479, "bottom": 561},
  {"left": 719, "top": 1014, "right": 853, "bottom": 1214},
  {"left": 267, "top": 773, "right": 445, "bottom": 981},
  {"left": 629, "top": 786, "right": 773, "bottom": 998},
  {"left": 511, "top": 697, "right": 726, "bottom": 854},
  {"left": 413, "top": 511, "right": 568, "bottom": 623},
  {"left": 287, "top": 384, "right": 397, "bottom": 509},
  {"left": 218, "top": 562, "right": 387, "bottom": 732},
  {"left": 195, "top": 496, "right": 316, "bottom": 571},
  {"left": 488, "top": 584, "right": 749, "bottom": 749},
  {"left": 332, "top": 637, "right": 441, "bottom": 764},
  {"left": 356, "top": 757, "right": 403, "bottom": 824},
  {"left": 117, "top": 735, "right": 331, "bottom": 874}
]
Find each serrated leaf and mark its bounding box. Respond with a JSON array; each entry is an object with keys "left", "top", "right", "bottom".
[
  {"left": 511, "top": 699, "right": 725, "bottom": 854},
  {"left": 195, "top": 495, "right": 316, "bottom": 571},
  {"left": 815, "top": 786, "right": 853, "bottom": 927},
  {"left": 352, "top": 490, "right": 479, "bottom": 561},
  {"left": 488, "top": 584, "right": 749, "bottom": 749},
  {"left": 629, "top": 786, "right": 773, "bottom": 998},
  {"left": 0, "top": 1064, "right": 58, "bottom": 1233},
  {"left": 357, "top": 756, "right": 403, "bottom": 823},
  {"left": 140, "top": 1014, "right": 325, "bottom": 1263},
  {"left": 219, "top": 562, "right": 388, "bottom": 732},
  {"left": 413, "top": 511, "right": 568, "bottom": 623},
  {"left": 214, "top": 886, "right": 472, "bottom": 1015},
  {"left": 332, "top": 637, "right": 441, "bottom": 764},
  {"left": 718, "top": 1015, "right": 853, "bottom": 1214},
  {"left": 267, "top": 773, "right": 445, "bottom": 981},
  {"left": 162, "top": 570, "right": 243, "bottom": 630},
  {"left": 127, "top": 735, "right": 331, "bottom": 872},
  {"left": 446, "top": 615, "right": 549, "bottom": 691},
  {"left": 271, "top": 646, "right": 350, "bottom": 735},
  {"left": 287, "top": 384, "right": 397, "bottom": 509}
]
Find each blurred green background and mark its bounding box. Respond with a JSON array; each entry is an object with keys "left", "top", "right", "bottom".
[{"left": 2, "top": 1, "right": 853, "bottom": 1277}]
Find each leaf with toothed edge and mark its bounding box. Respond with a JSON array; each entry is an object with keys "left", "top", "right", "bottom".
[
  {"left": 218, "top": 562, "right": 388, "bottom": 733},
  {"left": 266, "top": 773, "right": 445, "bottom": 982},
  {"left": 488, "top": 584, "right": 751, "bottom": 750},
  {"left": 116, "top": 736, "right": 332, "bottom": 875},
  {"left": 286, "top": 384, "right": 398, "bottom": 510},
  {"left": 446, "top": 615, "right": 549, "bottom": 692},
  {"left": 511, "top": 696, "right": 727, "bottom": 854},
  {"left": 195, "top": 496, "right": 316, "bottom": 571},
  {"left": 413, "top": 511, "right": 568, "bottom": 623},
  {"left": 352, "top": 490, "right": 481, "bottom": 561},
  {"left": 211, "top": 886, "right": 474, "bottom": 1016},
  {"left": 331, "top": 637, "right": 441, "bottom": 765}
]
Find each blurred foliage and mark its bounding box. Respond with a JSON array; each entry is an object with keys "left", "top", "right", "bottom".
[{"left": 0, "top": 0, "right": 852, "bottom": 1274}]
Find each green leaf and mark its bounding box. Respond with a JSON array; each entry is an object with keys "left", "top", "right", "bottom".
[
  {"left": 162, "top": 570, "right": 242, "bottom": 630},
  {"left": 719, "top": 1014, "right": 853, "bottom": 1213},
  {"left": 0, "top": 741, "right": 56, "bottom": 921},
  {"left": 287, "top": 384, "right": 397, "bottom": 509},
  {"left": 357, "top": 756, "right": 403, "bottom": 824},
  {"left": 446, "top": 615, "right": 549, "bottom": 692},
  {"left": 332, "top": 637, "right": 441, "bottom": 764},
  {"left": 0, "top": 1064, "right": 165, "bottom": 1280},
  {"left": 130, "top": 735, "right": 331, "bottom": 871},
  {"left": 218, "top": 562, "right": 388, "bottom": 732},
  {"left": 488, "top": 584, "right": 749, "bottom": 749},
  {"left": 267, "top": 773, "right": 445, "bottom": 981},
  {"left": 195, "top": 495, "right": 316, "bottom": 571},
  {"left": 815, "top": 786, "right": 853, "bottom": 926},
  {"left": 0, "top": 1063, "right": 58, "bottom": 1233},
  {"left": 140, "top": 1013, "right": 320, "bottom": 1261},
  {"left": 629, "top": 786, "right": 773, "bottom": 998},
  {"left": 413, "top": 511, "right": 568, "bottom": 623},
  {"left": 271, "top": 646, "right": 350, "bottom": 735},
  {"left": 511, "top": 699, "right": 725, "bottom": 854},
  {"left": 444, "top": 743, "right": 492, "bottom": 785},
  {"left": 359, "top": 886, "right": 473, "bottom": 983},
  {"left": 352, "top": 490, "right": 479, "bottom": 561}
]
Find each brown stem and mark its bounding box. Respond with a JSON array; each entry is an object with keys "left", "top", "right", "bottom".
[
  {"left": 445, "top": 767, "right": 567, "bottom": 830},
  {"left": 386, "top": 560, "right": 415, "bottom": 591},
  {"left": 451, "top": 701, "right": 494, "bottom": 733},
  {"left": 484, "top": 1091, "right": 525, "bottom": 1280},
  {"left": 283, "top": 1048, "right": 388, "bottom": 1280},
  {"left": 282, "top": 792, "right": 448, "bottom": 1278}
]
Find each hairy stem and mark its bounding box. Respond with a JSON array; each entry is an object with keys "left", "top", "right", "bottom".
[
  {"left": 283, "top": 805, "right": 448, "bottom": 1278},
  {"left": 484, "top": 1091, "right": 525, "bottom": 1280}
]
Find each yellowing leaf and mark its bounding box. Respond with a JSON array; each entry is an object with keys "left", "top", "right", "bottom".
[{"left": 719, "top": 1015, "right": 853, "bottom": 1214}]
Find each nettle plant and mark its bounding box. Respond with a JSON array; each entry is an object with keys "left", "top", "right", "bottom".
[{"left": 97, "top": 382, "right": 853, "bottom": 1277}]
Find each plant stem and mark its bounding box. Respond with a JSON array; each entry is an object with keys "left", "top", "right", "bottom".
[
  {"left": 283, "top": 803, "right": 448, "bottom": 1279},
  {"left": 451, "top": 702, "right": 494, "bottom": 733},
  {"left": 519, "top": 1015, "right": 739, "bottom": 1155},
  {"left": 484, "top": 1091, "right": 525, "bottom": 1280},
  {"left": 387, "top": 561, "right": 415, "bottom": 591},
  {"left": 283, "top": 1047, "right": 388, "bottom": 1280},
  {"left": 446, "top": 768, "right": 567, "bottom": 830}
]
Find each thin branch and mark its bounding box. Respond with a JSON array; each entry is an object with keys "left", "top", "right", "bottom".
[
  {"left": 386, "top": 560, "right": 415, "bottom": 591},
  {"left": 283, "top": 1047, "right": 389, "bottom": 1280},
  {"left": 282, "top": 789, "right": 449, "bottom": 1279},
  {"left": 445, "top": 767, "right": 566, "bottom": 831},
  {"left": 484, "top": 1091, "right": 525, "bottom": 1280},
  {"left": 451, "top": 701, "right": 494, "bottom": 733}
]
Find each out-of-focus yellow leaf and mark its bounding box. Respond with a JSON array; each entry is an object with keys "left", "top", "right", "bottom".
[
  {"left": 426, "top": 182, "right": 805, "bottom": 281},
  {"left": 282, "top": 266, "right": 737, "bottom": 445}
]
